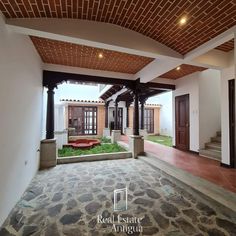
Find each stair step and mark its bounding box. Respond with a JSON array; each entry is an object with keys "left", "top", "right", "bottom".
[
  {"left": 205, "top": 142, "right": 221, "bottom": 151},
  {"left": 199, "top": 149, "right": 221, "bottom": 161},
  {"left": 211, "top": 136, "right": 221, "bottom": 143},
  {"left": 216, "top": 131, "right": 221, "bottom": 137}
]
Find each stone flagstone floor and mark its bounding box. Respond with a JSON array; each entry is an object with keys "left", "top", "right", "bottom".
[{"left": 0, "top": 159, "right": 236, "bottom": 236}]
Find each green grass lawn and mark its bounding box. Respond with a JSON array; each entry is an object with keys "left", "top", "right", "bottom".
[
  {"left": 99, "top": 136, "right": 111, "bottom": 143},
  {"left": 147, "top": 135, "right": 173, "bottom": 147},
  {"left": 58, "top": 143, "right": 126, "bottom": 157}
]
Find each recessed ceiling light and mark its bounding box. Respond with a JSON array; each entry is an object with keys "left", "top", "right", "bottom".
[
  {"left": 179, "top": 17, "right": 187, "bottom": 25},
  {"left": 98, "top": 53, "right": 103, "bottom": 59},
  {"left": 176, "top": 66, "right": 181, "bottom": 70}
]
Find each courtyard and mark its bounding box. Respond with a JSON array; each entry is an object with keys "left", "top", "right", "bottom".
[
  {"left": 1, "top": 159, "right": 236, "bottom": 236},
  {"left": 0, "top": 1, "right": 236, "bottom": 235},
  {"left": 146, "top": 136, "right": 172, "bottom": 147}
]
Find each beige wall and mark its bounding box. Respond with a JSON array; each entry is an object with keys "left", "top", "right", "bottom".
[
  {"left": 129, "top": 107, "right": 134, "bottom": 130},
  {"left": 97, "top": 105, "right": 105, "bottom": 136},
  {"left": 154, "top": 107, "right": 160, "bottom": 135}
]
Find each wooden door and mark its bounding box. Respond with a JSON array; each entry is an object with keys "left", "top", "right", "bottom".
[
  {"left": 68, "top": 106, "right": 97, "bottom": 135},
  {"left": 229, "top": 79, "right": 235, "bottom": 168},
  {"left": 144, "top": 109, "right": 154, "bottom": 133},
  {"left": 175, "top": 94, "right": 190, "bottom": 151}
]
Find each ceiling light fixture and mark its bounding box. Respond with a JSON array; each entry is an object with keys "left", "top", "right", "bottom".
[
  {"left": 179, "top": 17, "right": 187, "bottom": 25},
  {"left": 176, "top": 66, "right": 181, "bottom": 70},
  {"left": 98, "top": 53, "right": 103, "bottom": 59}
]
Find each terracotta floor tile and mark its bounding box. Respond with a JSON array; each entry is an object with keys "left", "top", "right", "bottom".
[{"left": 121, "top": 135, "right": 236, "bottom": 193}]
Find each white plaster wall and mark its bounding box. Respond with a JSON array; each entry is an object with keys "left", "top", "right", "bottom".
[
  {"left": 55, "top": 83, "right": 101, "bottom": 102},
  {"left": 55, "top": 105, "right": 66, "bottom": 131},
  {"left": 0, "top": 14, "right": 42, "bottom": 226},
  {"left": 172, "top": 73, "right": 200, "bottom": 152},
  {"left": 220, "top": 45, "right": 235, "bottom": 166},
  {"left": 221, "top": 65, "right": 235, "bottom": 164},
  {"left": 199, "top": 69, "right": 221, "bottom": 149},
  {"left": 42, "top": 88, "right": 47, "bottom": 139},
  {"left": 147, "top": 92, "right": 173, "bottom": 136},
  {"left": 192, "top": 49, "right": 230, "bottom": 69},
  {"left": 54, "top": 104, "right": 67, "bottom": 149}
]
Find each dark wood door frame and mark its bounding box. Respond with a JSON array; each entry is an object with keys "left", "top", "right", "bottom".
[
  {"left": 144, "top": 108, "right": 154, "bottom": 133},
  {"left": 175, "top": 94, "right": 190, "bottom": 151},
  {"left": 229, "top": 79, "right": 235, "bottom": 168},
  {"left": 68, "top": 106, "right": 97, "bottom": 135}
]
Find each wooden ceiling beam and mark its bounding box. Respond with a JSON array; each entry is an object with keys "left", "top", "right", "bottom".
[{"left": 43, "top": 70, "right": 135, "bottom": 88}]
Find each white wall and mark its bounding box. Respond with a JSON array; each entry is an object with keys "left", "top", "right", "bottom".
[
  {"left": 147, "top": 91, "right": 173, "bottom": 136},
  {"left": 221, "top": 65, "right": 235, "bottom": 164},
  {"left": 0, "top": 14, "right": 42, "bottom": 226},
  {"left": 172, "top": 69, "right": 221, "bottom": 153},
  {"left": 55, "top": 83, "right": 101, "bottom": 103},
  {"left": 173, "top": 69, "right": 221, "bottom": 152},
  {"left": 54, "top": 104, "right": 67, "bottom": 149},
  {"left": 199, "top": 69, "right": 221, "bottom": 149},
  {"left": 221, "top": 46, "right": 236, "bottom": 164},
  {"left": 172, "top": 72, "right": 200, "bottom": 152}
]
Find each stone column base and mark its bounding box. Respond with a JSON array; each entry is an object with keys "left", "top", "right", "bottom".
[
  {"left": 139, "top": 129, "right": 148, "bottom": 139},
  {"left": 129, "top": 135, "right": 144, "bottom": 158},
  {"left": 125, "top": 127, "right": 132, "bottom": 136},
  {"left": 111, "top": 130, "right": 121, "bottom": 143},
  {"left": 103, "top": 128, "right": 110, "bottom": 137},
  {"left": 40, "top": 139, "right": 57, "bottom": 169},
  {"left": 54, "top": 130, "right": 68, "bottom": 149}
]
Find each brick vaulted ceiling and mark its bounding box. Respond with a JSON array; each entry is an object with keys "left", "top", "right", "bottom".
[
  {"left": 160, "top": 64, "right": 207, "bottom": 80},
  {"left": 0, "top": 1, "right": 236, "bottom": 55},
  {"left": 215, "top": 39, "right": 234, "bottom": 52},
  {"left": 30, "top": 36, "right": 154, "bottom": 74}
]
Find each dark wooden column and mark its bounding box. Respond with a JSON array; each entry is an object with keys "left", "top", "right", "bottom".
[
  {"left": 46, "top": 85, "right": 56, "bottom": 139},
  {"left": 133, "top": 79, "right": 140, "bottom": 136},
  {"left": 105, "top": 101, "right": 110, "bottom": 128},
  {"left": 114, "top": 100, "right": 119, "bottom": 130},
  {"left": 140, "top": 100, "right": 145, "bottom": 130},
  {"left": 126, "top": 101, "right": 131, "bottom": 128}
]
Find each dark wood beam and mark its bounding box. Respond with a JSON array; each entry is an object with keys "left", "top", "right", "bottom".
[
  {"left": 116, "top": 89, "right": 134, "bottom": 102},
  {"left": 43, "top": 70, "right": 134, "bottom": 88},
  {"left": 144, "top": 82, "right": 175, "bottom": 90},
  {"left": 133, "top": 79, "right": 140, "bottom": 136},
  {"left": 126, "top": 101, "right": 131, "bottom": 128},
  {"left": 114, "top": 100, "right": 119, "bottom": 130},
  {"left": 43, "top": 70, "right": 175, "bottom": 91},
  {"left": 140, "top": 100, "right": 145, "bottom": 130},
  {"left": 140, "top": 89, "right": 163, "bottom": 100},
  {"left": 104, "top": 100, "right": 111, "bottom": 128},
  {"left": 46, "top": 85, "right": 56, "bottom": 139}
]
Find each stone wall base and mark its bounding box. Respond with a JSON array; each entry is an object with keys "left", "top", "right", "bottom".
[
  {"left": 40, "top": 139, "right": 57, "bottom": 169},
  {"left": 139, "top": 129, "right": 148, "bottom": 139},
  {"left": 125, "top": 127, "right": 132, "bottom": 136},
  {"left": 111, "top": 130, "right": 121, "bottom": 143},
  {"left": 103, "top": 128, "right": 110, "bottom": 137},
  {"left": 129, "top": 135, "right": 144, "bottom": 158},
  {"left": 54, "top": 130, "right": 68, "bottom": 149}
]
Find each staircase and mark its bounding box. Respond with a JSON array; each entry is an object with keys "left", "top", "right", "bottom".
[{"left": 199, "top": 131, "right": 221, "bottom": 161}]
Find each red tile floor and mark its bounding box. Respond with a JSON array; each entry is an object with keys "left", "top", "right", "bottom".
[{"left": 120, "top": 135, "right": 236, "bottom": 193}]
